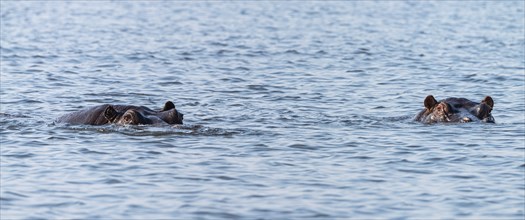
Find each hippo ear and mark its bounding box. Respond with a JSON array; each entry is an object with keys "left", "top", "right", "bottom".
[
  {"left": 104, "top": 105, "right": 118, "bottom": 122},
  {"left": 424, "top": 95, "right": 438, "bottom": 110},
  {"left": 161, "top": 101, "right": 176, "bottom": 111},
  {"left": 482, "top": 96, "right": 494, "bottom": 109}
]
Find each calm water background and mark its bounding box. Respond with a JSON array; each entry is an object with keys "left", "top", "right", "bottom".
[{"left": 1, "top": 1, "right": 524, "bottom": 219}]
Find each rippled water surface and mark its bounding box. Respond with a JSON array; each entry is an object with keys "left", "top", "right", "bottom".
[{"left": 1, "top": 1, "right": 524, "bottom": 219}]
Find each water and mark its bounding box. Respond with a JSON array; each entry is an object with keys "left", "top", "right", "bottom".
[{"left": 1, "top": 1, "right": 524, "bottom": 219}]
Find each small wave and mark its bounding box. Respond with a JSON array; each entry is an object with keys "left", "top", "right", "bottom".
[
  {"left": 30, "top": 201, "right": 85, "bottom": 208},
  {"left": 442, "top": 174, "right": 478, "bottom": 179},
  {"left": 0, "top": 112, "right": 31, "bottom": 118},
  {"left": 101, "top": 178, "right": 124, "bottom": 184},
  {"left": 56, "top": 123, "right": 250, "bottom": 137},
  {"left": 353, "top": 47, "right": 373, "bottom": 56},
  {"left": 191, "top": 211, "right": 241, "bottom": 219},
  {"left": 1, "top": 191, "right": 29, "bottom": 200},
  {"left": 247, "top": 84, "right": 268, "bottom": 91},
  {"left": 2, "top": 152, "right": 35, "bottom": 159},
  {"left": 397, "top": 168, "right": 434, "bottom": 174},
  {"left": 287, "top": 143, "right": 318, "bottom": 150},
  {"left": 284, "top": 49, "right": 301, "bottom": 55},
  {"left": 78, "top": 148, "right": 110, "bottom": 155}
]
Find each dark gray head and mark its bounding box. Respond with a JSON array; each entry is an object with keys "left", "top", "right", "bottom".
[
  {"left": 419, "top": 95, "right": 495, "bottom": 123},
  {"left": 104, "top": 106, "right": 152, "bottom": 125}
]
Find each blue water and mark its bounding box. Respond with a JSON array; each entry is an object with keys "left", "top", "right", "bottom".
[{"left": 1, "top": 1, "right": 524, "bottom": 219}]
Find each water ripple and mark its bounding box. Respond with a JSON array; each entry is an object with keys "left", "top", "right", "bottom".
[{"left": 1, "top": 1, "right": 524, "bottom": 220}]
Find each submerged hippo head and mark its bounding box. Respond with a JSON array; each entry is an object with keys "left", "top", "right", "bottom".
[
  {"left": 416, "top": 95, "right": 495, "bottom": 124},
  {"left": 104, "top": 106, "right": 167, "bottom": 125},
  {"left": 56, "top": 101, "right": 185, "bottom": 125}
]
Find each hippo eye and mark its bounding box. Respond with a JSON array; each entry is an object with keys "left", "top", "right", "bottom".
[{"left": 124, "top": 114, "right": 132, "bottom": 122}]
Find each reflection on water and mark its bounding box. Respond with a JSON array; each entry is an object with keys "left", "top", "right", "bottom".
[{"left": 1, "top": 1, "right": 524, "bottom": 219}]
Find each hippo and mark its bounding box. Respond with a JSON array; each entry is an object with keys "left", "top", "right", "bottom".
[
  {"left": 56, "top": 101, "right": 183, "bottom": 125},
  {"left": 415, "top": 95, "right": 495, "bottom": 123}
]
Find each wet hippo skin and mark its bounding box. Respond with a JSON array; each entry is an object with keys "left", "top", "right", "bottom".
[
  {"left": 415, "top": 95, "right": 495, "bottom": 124},
  {"left": 56, "top": 101, "right": 183, "bottom": 125}
]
